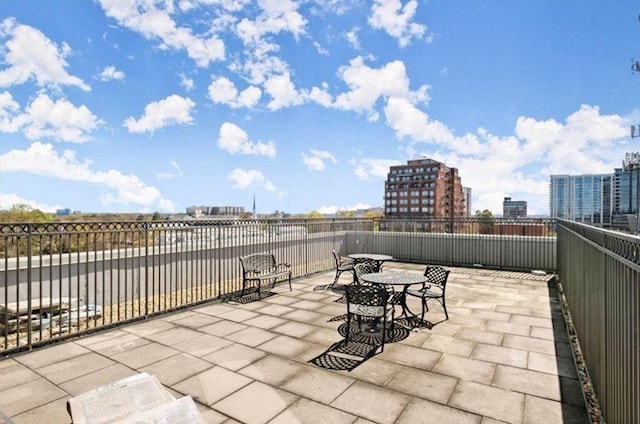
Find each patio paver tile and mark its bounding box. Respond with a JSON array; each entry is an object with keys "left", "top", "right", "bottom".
[
  {"left": 218, "top": 308, "right": 261, "bottom": 323},
  {"left": 397, "top": 397, "right": 482, "bottom": 424},
  {"left": 243, "top": 314, "right": 287, "bottom": 329},
  {"left": 280, "top": 366, "right": 355, "bottom": 405},
  {"left": 470, "top": 343, "right": 527, "bottom": 368},
  {"left": 169, "top": 312, "right": 222, "bottom": 328},
  {"left": 202, "top": 343, "right": 267, "bottom": 371},
  {"left": 257, "top": 335, "right": 315, "bottom": 359},
  {"left": 421, "top": 334, "right": 475, "bottom": 357},
  {"left": 0, "top": 360, "right": 40, "bottom": 391},
  {"left": 13, "top": 342, "right": 90, "bottom": 369},
  {"left": 10, "top": 396, "right": 70, "bottom": 424},
  {"left": 492, "top": 365, "right": 562, "bottom": 401},
  {"left": 345, "top": 357, "right": 403, "bottom": 386},
  {"left": 256, "top": 304, "right": 296, "bottom": 316},
  {"left": 433, "top": 354, "right": 496, "bottom": 384},
  {"left": 225, "top": 327, "right": 278, "bottom": 347},
  {"left": 213, "top": 381, "right": 298, "bottom": 424},
  {"left": 502, "top": 334, "right": 556, "bottom": 356},
  {"left": 456, "top": 328, "right": 503, "bottom": 346},
  {"left": 381, "top": 343, "right": 442, "bottom": 371},
  {"left": 139, "top": 352, "right": 212, "bottom": 386},
  {"left": 35, "top": 352, "right": 116, "bottom": 385},
  {"left": 386, "top": 367, "right": 458, "bottom": 404},
  {"left": 199, "top": 320, "right": 248, "bottom": 337},
  {"left": 0, "top": 378, "right": 67, "bottom": 417},
  {"left": 524, "top": 394, "right": 589, "bottom": 424},
  {"left": 83, "top": 332, "right": 150, "bottom": 356},
  {"left": 173, "top": 333, "right": 234, "bottom": 357},
  {"left": 270, "top": 398, "right": 357, "bottom": 424},
  {"left": 110, "top": 342, "right": 180, "bottom": 369},
  {"left": 238, "top": 355, "right": 306, "bottom": 386},
  {"left": 449, "top": 380, "right": 524, "bottom": 424},
  {"left": 527, "top": 351, "right": 578, "bottom": 379},
  {"left": 485, "top": 321, "right": 530, "bottom": 337},
  {"left": 172, "top": 366, "right": 252, "bottom": 406},
  {"left": 58, "top": 363, "right": 138, "bottom": 396},
  {"left": 330, "top": 380, "right": 411, "bottom": 424},
  {"left": 121, "top": 319, "right": 176, "bottom": 337},
  {"left": 144, "top": 327, "right": 202, "bottom": 345},
  {"left": 271, "top": 321, "right": 318, "bottom": 338}
]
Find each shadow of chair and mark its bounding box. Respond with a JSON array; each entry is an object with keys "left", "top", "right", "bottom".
[
  {"left": 345, "top": 284, "right": 394, "bottom": 353},
  {"left": 406, "top": 265, "right": 450, "bottom": 322}
]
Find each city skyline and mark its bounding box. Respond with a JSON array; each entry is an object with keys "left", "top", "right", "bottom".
[{"left": 1, "top": 1, "right": 638, "bottom": 216}]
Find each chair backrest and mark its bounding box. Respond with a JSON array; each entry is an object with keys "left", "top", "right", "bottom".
[
  {"left": 424, "top": 266, "right": 450, "bottom": 288},
  {"left": 346, "top": 285, "right": 389, "bottom": 310},
  {"left": 332, "top": 250, "right": 340, "bottom": 267},
  {"left": 354, "top": 262, "right": 378, "bottom": 284},
  {"left": 240, "top": 253, "right": 276, "bottom": 273}
]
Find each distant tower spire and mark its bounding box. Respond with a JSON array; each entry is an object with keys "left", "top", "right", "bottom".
[{"left": 252, "top": 195, "right": 256, "bottom": 220}]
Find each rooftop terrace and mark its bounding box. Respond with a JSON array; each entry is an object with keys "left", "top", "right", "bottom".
[{"left": 0, "top": 263, "right": 589, "bottom": 424}]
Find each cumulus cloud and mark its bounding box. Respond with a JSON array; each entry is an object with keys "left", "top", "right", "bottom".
[
  {"left": 217, "top": 122, "right": 276, "bottom": 157},
  {"left": 179, "top": 73, "right": 194, "bottom": 91},
  {"left": 368, "top": 0, "right": 426, "bottom": 47},
  {"left": 0, "top": 92, "right": 102, "bottom": 143},
  {"left": 393, "top": 104, "right": 631, "bottom": 215},
  {"left": 98, "top": 0, "right": 225, "bottom": 67},
  {"left": 334, "top": 57, "right": 428, "bottom": 121},
  {"left": 0, "top": 142, "right": 175, "bottom": 211},
  {"left": 353, "top": 158, "right": 402, "bottom": 180},
  {"left": 345, "top": 27, "right": 361, "bottom": 49},
  {"left": 124, "top": 95, "right": 195, "bottom": 133},
  {"left": 235, "top": 0, "right": 307, "bottom": 46},
  {"left": 226, "top": 168, "right": 277, "bottom": 192},
  {"left": 0, "top": 18, "right": 90, "bottom": 91},
  {"left": 0, "top": 193, "right": 62, "bottom": 213},
  {"left": 302, "top": 149, "right": 337, "bottom": 171},
  {"left": 208, "top": 76, "right": 261, "bottom": 108},
  {"left": 99, "top": 65, "right": 125, "bottom": 81}
]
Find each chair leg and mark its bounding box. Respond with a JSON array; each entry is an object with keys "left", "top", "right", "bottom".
[
  {"left": 345, "top": 313, "right": 351, "bottom": 344},
  {"left": 441, "top": 298, "right": 448, "bottom": 320}
]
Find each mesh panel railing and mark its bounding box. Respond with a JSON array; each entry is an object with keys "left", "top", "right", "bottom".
[{"left": 557, "top": 219, "right": 639, "bottom": 424}]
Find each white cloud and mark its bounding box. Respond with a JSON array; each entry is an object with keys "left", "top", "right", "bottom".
[
  {"left": 226, "top": 168, "right": 277, "bottom": 192},
  {"left": 0, "top": 193, "right": 62, "bottom": 213},
  {"left": 0, "top": 18, "right": 90, "bottom": 91},
  {"left": 98, "top": 0, "right": 225, "bottom": 67},
  {"left": 334, "top": 57, "right": 428, "bottom": 121},
  {"left": 345, "top": 27, "right": 361, "bottom": 49},
  {"left": 368, "top": 0, "right": 426, "bottom": 47},
  {"left": 302, "top": 149, "right": 337, "bottom": 171},
  {"left": 179, "top": 73, "right": 194, "bottom": 91},
  {"left": 235, "top": 0, "right": 307, "bottom": 46},
  {"left": 0, "top": 142, "right": 175, "bottom": 211},
  {"left": 217, "top": 122, "right": 276, "bottom": 157},
  {"left": 0, "top": 92, "right": 103, "bottom": 143},
  {"left": 313, "top": 41, "right": 329, "bottom": 55},
  {"left": 264, "top": 72, "right": 304, "bottom": 110},
  {"left": 353, "top": 158, "right": 402, "bottom": 180},
  {"left": 208, "top": 76, "right": 261, "bottom": 108},
  {"left": 99, "top": 65, "right": 125, "bottom": 81},
  {"left": 156, "top": 160, "right": 183, "bottom": 179},
  {"left": 124, "top": 95, "right": 195, "bottom": 133}
]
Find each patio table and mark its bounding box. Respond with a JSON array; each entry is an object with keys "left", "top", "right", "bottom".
[
  {"left": 360, "top": 272, "right": 428, "bottom": 323},
  {"left": 348, "top": 253, "right": 394, "bottom": 272}
]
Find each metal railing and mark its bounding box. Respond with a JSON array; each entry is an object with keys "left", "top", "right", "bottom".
[
  {"left": 1, "top": 217, "right": 555, "bottom": 354},
  {"left": 557, "top": 219, "right": 640, "bottom": 424}
]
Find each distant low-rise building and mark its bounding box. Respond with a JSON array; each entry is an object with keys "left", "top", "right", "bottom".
[
  {"left": 186, "top": 205, "right": 245, "bottom": 218},
  {"left": 503, "top": 197, "right": 527, "bottom": 218}
]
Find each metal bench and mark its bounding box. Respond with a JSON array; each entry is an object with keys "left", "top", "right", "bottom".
[{"left": 239, "top": 253, "right": 292, "bottom": 296}]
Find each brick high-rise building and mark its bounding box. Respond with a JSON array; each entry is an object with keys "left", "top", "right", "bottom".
[{"left": 384, "top": 158, "right": 466, "bottom": 217}]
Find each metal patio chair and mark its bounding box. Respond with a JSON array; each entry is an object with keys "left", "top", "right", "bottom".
[
  {"left": 331, "top": 249, "right": 355, "bottom": 287},
  {"left": 406, "top": 266, "right": 450, "bottom": 321},
  {"left": 345, "top": 284, "right": 395, "bottom": 353}
]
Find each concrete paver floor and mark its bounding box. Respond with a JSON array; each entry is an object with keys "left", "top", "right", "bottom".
[{"left": 0, "top": 263, "right": 589, "bottom": 424}]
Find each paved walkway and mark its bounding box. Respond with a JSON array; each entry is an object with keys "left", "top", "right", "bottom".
[{"left": 0, "top": 263, "right": 589, "bottom": 424}]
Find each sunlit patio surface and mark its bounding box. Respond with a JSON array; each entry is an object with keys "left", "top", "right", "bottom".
[{"left": 0, "top": 262, "right": 589, "bottom": 424}]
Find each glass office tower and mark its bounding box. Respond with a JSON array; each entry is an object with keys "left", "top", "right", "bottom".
[{"left": 549, "top": 174, "right": 612, "bottom": 226}]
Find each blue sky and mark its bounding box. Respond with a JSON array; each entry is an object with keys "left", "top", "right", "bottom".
[{"left": 1, "top": 0, "right": 638, "bottom": 216}]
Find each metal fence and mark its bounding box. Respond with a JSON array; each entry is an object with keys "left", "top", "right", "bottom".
[
  {"left": 556, "top": 220, "right": 640, "bottom": 424},
  {"left": 1, "top": 217, "right": 556, "bottom": 354}
]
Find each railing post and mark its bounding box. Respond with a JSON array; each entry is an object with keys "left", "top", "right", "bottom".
[
  {"left": 144, "top": 222, "right": 149, "bottom": 317},
  {"left": 26, "top": 224, "right": 32, "bottom": 349}
]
